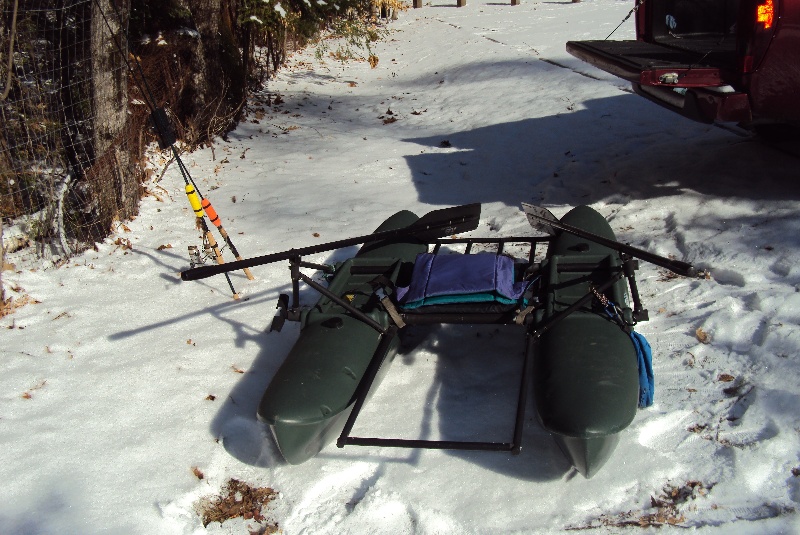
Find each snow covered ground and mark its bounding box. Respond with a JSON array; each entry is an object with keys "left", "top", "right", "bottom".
[{"left": 3, "top": 0, "right": 800, "bottom": 533}]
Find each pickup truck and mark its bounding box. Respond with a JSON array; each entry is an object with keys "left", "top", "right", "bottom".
[{"left": 566, "top": 0, "right": 800, "bottom": 130}]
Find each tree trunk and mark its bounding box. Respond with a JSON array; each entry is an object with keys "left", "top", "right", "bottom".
[
  {"left": 91, "top": 0, "right": 136, "bottom": 220},
  {"left": 187, "top": 0, "right": 221, "bottom": 118},
  {"left": 185, "top": 0, "right": 244, "bottom": 143}
]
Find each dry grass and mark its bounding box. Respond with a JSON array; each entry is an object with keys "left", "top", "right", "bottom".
[
  {"left": 194, "top": 478, "right": 279, "bottom": 531},
  {"left": 1, "top": 293, "right": 41, "bottom": 319},
  {"left": 567, "top": 481, "right": 712, "bottom": 530},
  {"left": 657, "top": 269, "right": 682, "bottom": 282}
]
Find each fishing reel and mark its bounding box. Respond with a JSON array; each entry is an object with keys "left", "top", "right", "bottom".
[
  {"left": 187, "top": 245, "right": 203, "bottom": 269},
  {"left": 187, "top": 235, "right": 215, "bottom": 269}
]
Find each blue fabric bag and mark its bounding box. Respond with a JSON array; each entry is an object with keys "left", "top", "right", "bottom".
[
  {"left": 396, "top": 253, "right": 529, "bottom": 309},
  {"left": 630, "top": 330, "right": 654, "bottom": 408}
]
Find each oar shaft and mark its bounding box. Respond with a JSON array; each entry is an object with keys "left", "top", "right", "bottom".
[
  {"left": 181, "top": 203, "right": 481, "bottom": 281},
  {"left": 531, "top": 213, "right": 697, "bottom": 277},
  {"left": 182, "top": 226, "right": 410, "bottom": 281}
]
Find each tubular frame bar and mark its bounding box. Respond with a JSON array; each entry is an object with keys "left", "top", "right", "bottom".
[
  {"left": 298, "top": 272, "right": 387, "bottom": 334},
  {"left": 400, "top": 312, "right": 520, "bottom": 325},
  {"left": 340, "top": 437, "right": 516, "bottom": 451},
  {"left": 283, "top": 237, "right": 551, "bottom": 331},
  {"left": 531, "top": 270, "right": 624, "bottom": 340},
  {"left": 337, "top": 322, "right": 533, "bottom": 454},
  {"left": 337, "top": 325, "right": 399, "bottom": 447}
]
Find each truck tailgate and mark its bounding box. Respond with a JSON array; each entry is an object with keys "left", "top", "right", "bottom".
[{"left": 566, "top": 40, "right": 730, "bottom": 87}]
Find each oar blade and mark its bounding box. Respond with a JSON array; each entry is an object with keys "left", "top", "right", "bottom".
[
  {"left": 410, "top": 203, "right": 481, "bottom": 241},
  {"left": 521, "top": 202, "right": 558, "bottom": 235}
]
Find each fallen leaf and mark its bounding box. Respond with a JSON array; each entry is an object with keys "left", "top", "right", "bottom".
[
  {"left": 192, "top": 466, "right": 205, "bottom": 480},
  {"left": 157, "top": 244, "right": 173, "bottom": 250},
  {"left": 114, "top": 237, "right": 133, "bottom": 251},
  {"left": 718, "top": 373, "right": 735, "bottom": 383},
  {"left": 695, "top": 327, "right": 711, "bottom": 344},
  {"left": 21, "top": 379, "right": 47, "bottom": 399}
]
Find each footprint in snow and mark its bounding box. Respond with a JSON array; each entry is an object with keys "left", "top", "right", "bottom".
[
  {"left": 711, "top": 268, "right": 746, "bottom": 287},
  {"left": 283, "top": 462, "right": 381, "bottom": 533}
]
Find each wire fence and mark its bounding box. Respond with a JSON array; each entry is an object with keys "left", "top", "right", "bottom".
[
  {"left": 1, "top": 0, "right": 402, "bottom": 305},
  {"left": 0, "top": 0, "right": 146, "bottom": 270}
]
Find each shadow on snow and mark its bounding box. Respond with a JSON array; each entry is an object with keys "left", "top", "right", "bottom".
[
  {"left": 204, "top": 88, "right": 800, "bottom": 480},
  {"left": 401, "top": 95, "right": 800, "bottom": 210}
]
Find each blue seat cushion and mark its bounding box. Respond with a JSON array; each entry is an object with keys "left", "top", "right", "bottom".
[{"left": 396, "top": 253, "right": 528, "bottom": 309}]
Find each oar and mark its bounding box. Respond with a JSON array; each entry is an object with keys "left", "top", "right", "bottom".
[
  {"left": 181, "top": 203, "right": 482, "bottom": 281},
  {"left": 521, "top": 203, "right": 698, "bottom": 277}
]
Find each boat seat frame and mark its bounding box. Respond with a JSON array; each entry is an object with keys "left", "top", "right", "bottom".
[{"left": 270, "top": 236, "right": 647, "bottom": 455}]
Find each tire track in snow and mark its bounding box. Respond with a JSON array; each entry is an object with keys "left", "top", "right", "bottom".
[{"left": 432, "top": 17, "right": 634, "bottom": 91}]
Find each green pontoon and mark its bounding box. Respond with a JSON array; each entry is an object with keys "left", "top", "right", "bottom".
[
  {"left": 182, "top": 203, "right": 697, "bottom": 477},
  {"left": 534, "top": 205, "right": 642, "bottom": 477}
]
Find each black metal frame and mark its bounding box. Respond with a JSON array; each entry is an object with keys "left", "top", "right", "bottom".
[
  {"left": 336, "top": 326, "right": 535, "bottom": 454},
  {"left": 270, "top": 235, "right": 649, "bottom": 455}
]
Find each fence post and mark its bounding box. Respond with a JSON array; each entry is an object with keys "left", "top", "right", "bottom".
[
  {"left": 413, "top": 0, "right": 422, "bottom": 7},
  {"left": 456, "top": 0, "right": 466, "bottom": 6},
  {"left": 1, "top": 217, "right": 5, "bottom": 306}
]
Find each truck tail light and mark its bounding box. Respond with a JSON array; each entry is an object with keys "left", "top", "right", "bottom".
[
  {"left": 743, "top": 0, "right": 778, "bottom": 73},
  {"left": 756, "top": 0, "right": 774, "bottom": 29}
]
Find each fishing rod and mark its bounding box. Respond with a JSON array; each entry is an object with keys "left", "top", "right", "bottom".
[
  {"left": 175, "top": 155, "right": 254, "bottom": 280},
  {"left": 181, "top": 203, "right": 482, "bottom": 281},
  {"left": 182, "top": 177, "right": 238, "bottom": 298},
  {"left": 93, "top": 0, "right": 252, "bottom": 295}
]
